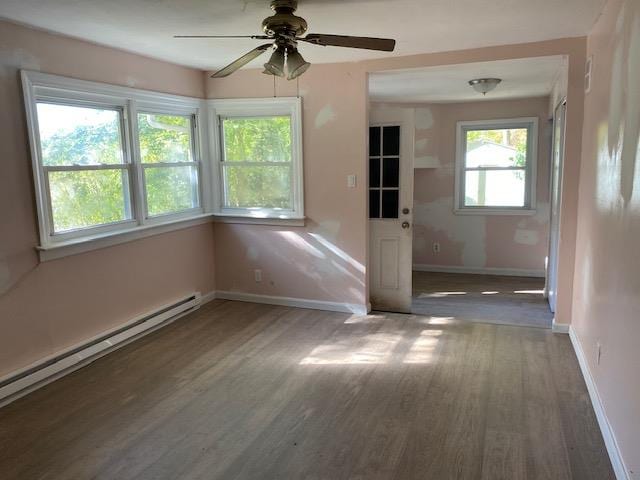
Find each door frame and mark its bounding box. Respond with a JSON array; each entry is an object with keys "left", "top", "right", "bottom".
[{"left": 545, "top": 97, "right": 567, "bottom": 312}]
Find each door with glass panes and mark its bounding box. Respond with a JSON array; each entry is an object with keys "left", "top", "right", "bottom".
[{"left": 368, "top": 122, "right": 414, "bottom": 313}]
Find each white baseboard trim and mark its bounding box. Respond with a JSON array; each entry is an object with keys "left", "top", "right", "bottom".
[
  {"left": 200, "top": 290, "right": 217, "bottom": 305},
  {"left": 215, "top": 290, "right": 368, "bottom": 316},
  {"left": 412, "top": 264, "right": 545, "bottom": 278},
  {"left": 0, "top": 292, "right": 203, "bottom": 408},
  {"left": 551, "top": 318, "right": 570, "bottom": 333},
  {"left": 569, "top": 326, "right": 630, "bottom": 480}
]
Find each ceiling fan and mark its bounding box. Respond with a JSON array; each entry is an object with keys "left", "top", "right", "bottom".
[{"left": 175, "top": 0, "right": 396, "bottom": 80}]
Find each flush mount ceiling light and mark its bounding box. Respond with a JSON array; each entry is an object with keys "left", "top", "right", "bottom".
[
  {"left": 175, "top": 0, "right": 395, "bottom": 80},
  {"left": 469, "top": 78, "right": 502, "bottom": 95}
]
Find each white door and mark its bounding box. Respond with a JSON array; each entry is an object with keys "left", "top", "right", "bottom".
[
  {"left": 547, "top": 99, "right": 566, "bottom": 312},
  {"left": 369, "top": 109, "right": 414, "bottom": 313}
]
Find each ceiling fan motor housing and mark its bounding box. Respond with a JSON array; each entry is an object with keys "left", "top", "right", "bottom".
[{"left": 262, "top": 0, "right": 308, "bottom": 38}]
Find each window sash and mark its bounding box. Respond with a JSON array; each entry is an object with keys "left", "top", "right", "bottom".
[
  {"left": 220, "top": 163, "right": 294, "bottom": 211},
  {"left": 44, "top": 165, "right": 137, "bottom": 238},
  {"left": 141, "top": 163, "right": 202, "bottom": 218}
]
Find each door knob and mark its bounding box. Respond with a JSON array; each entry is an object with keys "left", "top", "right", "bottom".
[{"left": 402, "top": 221, "right": 410, "bottom": 229}]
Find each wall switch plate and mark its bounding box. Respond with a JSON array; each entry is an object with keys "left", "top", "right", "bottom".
[
  {"left": 254, "top": 269, "right": 262, "bottom": 283},
  {"left": 347, "top": 174, "right": 357, "bottom": 188},
  {"left": 596, "top": 342, "right": 602, "bottom": 365}
]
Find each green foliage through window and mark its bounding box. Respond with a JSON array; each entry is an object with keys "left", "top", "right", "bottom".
[
  {"left": 221, "top": 116, "right": 292, "bottom": 209},
  {"left": 37, "top": 103, "right": 200, "bottom": 232}
]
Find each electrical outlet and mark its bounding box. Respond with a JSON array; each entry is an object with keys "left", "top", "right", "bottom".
[
  {"left": 347, "top": 174, "right": 357, "bottom": 188},
  {"left": 254, "top": 269, "right": 262, "bottom": 283},
  {"left": 432, "top": 242, "right": 440, "bottom": 254},
  {"left": 596, "top": 342, "right": 602, "bottom": 365}
]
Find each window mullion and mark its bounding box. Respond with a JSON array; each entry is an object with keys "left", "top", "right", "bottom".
[{"left": 127, "top": 99, "right": 147, "bottom": 225}]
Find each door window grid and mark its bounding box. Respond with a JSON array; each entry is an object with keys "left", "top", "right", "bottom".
[{"left": 369, "top": 125, "right": 400, "bottom": 219}]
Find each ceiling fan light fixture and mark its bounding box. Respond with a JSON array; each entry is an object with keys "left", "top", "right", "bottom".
[
  {"left": 263, "top": 45, "right": 286, "bottom": 76},
  {"left": 286, "top": 48, "right": 310, "bottom": 80},
  {"left": 469, "top": 78, "right": 502, "bottom": 95}
]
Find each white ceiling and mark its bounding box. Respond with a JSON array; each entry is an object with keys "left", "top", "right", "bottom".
[
  {"left": 369, "top": 56, "right": 566, "bottom": 103},
  {"left": 0, "top": 0, "right": 605, "bottom": 70}
]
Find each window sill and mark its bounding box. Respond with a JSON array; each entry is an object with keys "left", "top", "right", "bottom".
[
  {"left": 37, "top": 214, "right": 214, "bottom": 262},
  {"left": 212, "top": 214, "right": 306, "bottom": 227},
  {"left": 454, "top": 208, "right": 537, "bottom": 216}
]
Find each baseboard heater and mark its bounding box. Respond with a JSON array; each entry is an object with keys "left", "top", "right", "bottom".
[{"left": 0, "top": 292, "right": 202, "bottom": 408}]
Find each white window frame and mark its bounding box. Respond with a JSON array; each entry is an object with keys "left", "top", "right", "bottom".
[
  {"left": 208, "top": 97, "right": 304, "bottom": 220},
  {"left": 22, "top": 70, "right": 211, "bottom": 257},
  {"left": 454, "top": 117, "right": 538, "bottom": 215}
]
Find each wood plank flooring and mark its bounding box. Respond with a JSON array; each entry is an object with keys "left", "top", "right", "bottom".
[
  {"left": 412, "top": 271, "right": 554, "bottom": 328},
  {"left": 0, "top": 300, "right": 613, "bottom": 479}
]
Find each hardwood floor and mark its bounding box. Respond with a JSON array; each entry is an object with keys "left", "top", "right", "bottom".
[
  {"left": 412, "top": 271, "right": 554, "bottom": 329},
  {"left": 0, "top": 300, "right": 613, "bottom": 479}
]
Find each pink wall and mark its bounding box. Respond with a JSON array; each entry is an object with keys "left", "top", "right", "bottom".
[
  {"left": 409, "top": 97, "right": 551, "bottom": 273},
  {"left": 571, "top": 0, "right": 640, "bottom": 474},
  {"left": 0, "top": 21, "right": 215, "bottom": 377},
  {"left": 0, "top": 22, "right": 588, "bottom": 378},
  {"left": 208, "top": 38, "right": 585, "bottom": 324},
  {"left": 207, "top": 65, "right": 369, "bottom": 309}
]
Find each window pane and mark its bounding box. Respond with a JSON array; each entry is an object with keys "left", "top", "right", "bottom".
[
  {"left": 382, "top": 126, "right": 400, "bottom": 156},
  {"left": 369, "top": 157, "right": 380, "bottom": 188},
  {"left": 222, "top": 116, "right": 291, "bottom": 162},
  {"left": 48, "top": 169, "right": 130, "bottom": 232},
  {"left": 223, "top": 165, "right": 291, "bottom": 209},
  {"left": 37, "top": 103, "right": 124, "bottom": 166},
  {"left": 369, "top": 126, "right": 381, "bottom": 156},
  {"left": 465, "top": 127, "right": 528, "bottom": 168},
  {"left": 138, "top": 113, "right": 193, "bottom": 164},
  {"left": 383, "top": 157, "right": 399, "bottom": 188},
  {"left": 464, "top": 170, "right": 526, "bottom": 207},
  {"left": 144, "top": 166, "right": 199, "bottom": 217},
  {"left": 382, "top": 190, "right": 399, "bottom": 218},
  {"left": 369, "top": 189, "right": 380, "bottom": 218}
]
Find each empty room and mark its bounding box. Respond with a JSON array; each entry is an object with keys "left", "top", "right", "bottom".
[{"left": 0, "top": 0, "right": 638, "bottom": 479}]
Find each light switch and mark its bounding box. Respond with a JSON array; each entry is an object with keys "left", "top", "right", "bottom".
[{"left": 347, "top": 174, "right": 357, "bottom": 188}]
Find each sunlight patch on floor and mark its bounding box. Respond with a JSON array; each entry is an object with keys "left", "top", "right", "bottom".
[
  {"left": 299, "top": 332, "right": 402, "bottom": 365},
  {"left": 403, "top": 330, "right": 442, "bottom": 364},
  {"left": 418, "top": 291, "right": 467, "bottom": 298}
]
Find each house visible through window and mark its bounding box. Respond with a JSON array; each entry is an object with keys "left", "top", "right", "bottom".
[{"left": 455, "top": 117, "right": 538, "bottom": 213}]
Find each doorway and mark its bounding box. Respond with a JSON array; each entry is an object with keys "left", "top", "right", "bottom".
[{"left": 367, "top": 56, "right": 568, "bottom": 329}]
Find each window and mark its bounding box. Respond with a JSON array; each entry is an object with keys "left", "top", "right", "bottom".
[
  {"left": 455, "top": 117, "right": 538, "bottom": 214},
  {"left": 22, "top": 71, "right": 206, "bottom": 250},
  {"left": 37, "top": 103, "right": 133, "bottom": 233},
  {"left": 137, "top": 112, "right": 200, "bottom": 217},
  {"left": 369, "top": 125, "right": 400, "bottom": 219},
  {"left": 209, "top": 98, "right": 304, "bottom": 219}
]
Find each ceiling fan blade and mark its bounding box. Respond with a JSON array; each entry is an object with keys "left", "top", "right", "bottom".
[
  {"left": 211, "top": 43, "right": 273, "bottom": 78},
  {"left": 300, "top": 34, "right": 395, "bottom": 52},
  {"left": 174, "top": 35, "right": 271, "bottom": 39}
]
